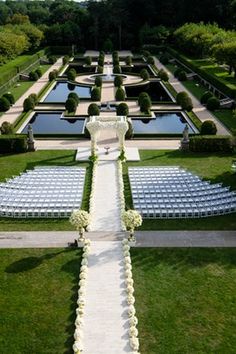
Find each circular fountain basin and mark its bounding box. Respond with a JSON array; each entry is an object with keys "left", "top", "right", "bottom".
[{"left": 89, "top": 74, "right": 127, "bottom": 83}]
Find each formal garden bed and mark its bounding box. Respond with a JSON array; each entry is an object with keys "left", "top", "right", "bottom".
[
  {"left": 0, "top": 248, "right": 82, "bottom": 353},
  {"left": 131, "top": 247, "right": 236, "bottom": 354},
  {"left": 123, "top": 150, "right": 236, "bottom": 230}
]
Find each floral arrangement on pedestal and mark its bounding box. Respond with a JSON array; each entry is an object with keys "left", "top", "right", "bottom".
[
  {"left": 87, "top": 160, "right": 97, "bottom": 230},
  {"left": 122, "top": 239, "right": 140, "bottom": 353},
  {"left": 117, "top": 160, "right": 126, "bottom": 231},
  {"left": 73, "top": 239, "right": 91, "bottom": 354},
  {"left": 122, "top": 210, "right": 142, "bottom": 242},
  {"left": 70, "top": 209, "right": 91, "bottom": 241}
]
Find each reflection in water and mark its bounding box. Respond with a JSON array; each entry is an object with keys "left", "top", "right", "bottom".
[
  {"left": 43, "top": 82, "right": 91, "bottom": 103},
  {"left": 22, "top": 112, "right": 85, "bottom": 135},
  {"left": 132, "top": 112, "right": 196, "bottom": 134}
]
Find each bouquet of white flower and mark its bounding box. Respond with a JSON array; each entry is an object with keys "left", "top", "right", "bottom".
[
  {"left": 70, "top": 209, "right": 91, "bottom": 241},
  {"left": 122, "top": 210, "right": 142, "bottom": 241}
]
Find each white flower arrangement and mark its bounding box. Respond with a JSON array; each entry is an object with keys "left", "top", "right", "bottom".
[
  {"left": 117, "top": 160, "right": 126, "bottom": 231},
  {"left": 73, "top": 239, "right": 91, "bottom": 354},
  {"left": 122, "top": 238, "right": 140, "bottom": 353},
  {"left": 70, "top": 209, "right": 91, "bottom": 241},
  {"left": 87, "top": 160, "right": 97, "bottom": 230},
  {"left": 123, "top": 209, "right": 142, "bottom": 232}
]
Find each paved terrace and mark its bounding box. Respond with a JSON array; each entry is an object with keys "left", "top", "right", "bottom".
[{"left": 0, "top": 231, "right": 236, "bottom": 248}]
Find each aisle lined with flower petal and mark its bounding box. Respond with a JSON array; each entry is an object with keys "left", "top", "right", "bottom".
[
  {"left": 89, "top": 161, "right": 122, "bottom": 232},
  {"left": 82, "top": 241, "right": 133, "bottom": 354}
]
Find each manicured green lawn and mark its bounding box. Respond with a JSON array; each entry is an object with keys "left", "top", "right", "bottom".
[
  {"left": 214, "top": 110, "right": 236, "bottom": 134},
  {"left": 191, "top": 58, "right": 236, "bottom": 90},
  {"left": 131, "top": 248, "right": 236, "bottom": 354},
  {"left": 124, "top": 150, "right": 236, "bottom": 230},
  {"left": 10, "top": 64, "right": 51, "bottom": 101},
  {"left": 0, "top": 151, "right": 92, "bottom": 231},
  {"left": 0, "top": 248, "right": 82, "bottom": 354}
]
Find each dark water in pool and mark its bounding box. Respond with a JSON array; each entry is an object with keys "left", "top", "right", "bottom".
[
  {"left": 22, "top": 112, "right": 85, "bottom": 135},
  {"left": 43, "top": 82, "right": 91, "bottom": 103},
  {"left": 125, "top": 81, "right": 172, "bottom": 101},
  {"left": 132, "top": 112, "right": 196, "bottom": 134},
  {"left": 122, "top": 64, "right": 154, "bottom": 76}
]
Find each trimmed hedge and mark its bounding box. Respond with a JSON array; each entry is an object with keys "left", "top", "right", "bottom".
[
  {"left": 189, "top": 136, "right": 233, "bottom": 152},
  {"left": 167, "top": 47, "right": 236, "bottom": 98},
  {"left": 0, "top": 135, "right": 27, "bottom": 153}
]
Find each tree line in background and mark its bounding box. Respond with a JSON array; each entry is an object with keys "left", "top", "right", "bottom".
[{"left": 0, "top": 0, "right": 235, "bottom": 68}]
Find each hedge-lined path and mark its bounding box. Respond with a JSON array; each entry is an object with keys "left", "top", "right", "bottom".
[
  {"left": 153, "top": 57, "right": 231, "bottom": 135},
  {"left": 89, "top": 160, "right": 122, "bottom": 232},
  {"left": 0, "top": 57, "right": 63, "bottom": 126},
  {"left": 82, "top": 241, "right": 132, "bottom": 354},
  {"left": 1, "top": 231, "right": 236, "bottom": 248}
]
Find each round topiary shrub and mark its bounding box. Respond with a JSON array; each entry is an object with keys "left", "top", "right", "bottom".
[
  {"left": 125, "top": 56, "right": 132, "bottom": 66},
  {"left": 95, "top": 76, "right": 102, "bottom": 87},
  {"left": 158, "top": 69, "right": 169, "bottom": 82},
  {"left": 35, "top": 68, "right": 42, "bottom": 78},
  {"left": 91, "top": 87, "right": 101, "bottom": 101},
  {"left": 138, "top": 92, "right": 149, "bottom": 106},
  {"left": 85, "top": 56, "right": 92, "bottom": 65},
  {"left": 115, "top": 87, "right": 125, "bottom": 101},
  {"left": 147, "top": 56, "right": 154, "bottom": 65},
  {"left": 140, "top": 96, "right": 152, "bottom": 113},
  {"left": 183, "top": 96, "right": 193, "bottom": 111},
  {"left": 114, "top": 75, "right": 123, "bottom": 87},
  {"left": 113, "top": 58, "right": 119, "bottom": 66},
  {"left": 117, "top": 103, "right": 129, "bottom": 116},
  {"left": 63, "top": 55, "right": 70, "bottom": 65},
  {"left": 200, "top": 91, "right": 214, "bottom": 104},
  {"left": 140, "top": 68, "right": 150, "bottom": 81},
  {"left": 200, "top": 120, "right": 217, "bottom": 135},
  {"left": 29, "top": 93, "right": 38, "bottom": 105},
  {"left": 88, "top": 103, "right": 100, "bottom": 116},
  {"left": 23, "top": 97, "right": 35, "bottom": 112},
  {"left": 125, "top": 119, "right": 133, "bottom": 139},
  {"left": 206, "top": 96, "right": 220, "bottom": 111},
  {"left": 67, "top": 69, "right": 76, "bottom": 81},
  {"left": 29, "top": 71, "right": 39, "bottom": 81},
  {"left": 3, "top": 93, "right": 15, "bottom": 105},
  {"left": 98, "top": 57, "right": 104, "bottom": 67},
  {"left": 49, "top": 70, "right": 57, "bottom": 81},
  {"left": 65, "top": 98, "right": 77, "bottom": 113},
  {"left": 0, "top": 97, "right": 10, "bottom": 112},
  {"left": 174, "top": 67, "right": 182, "bottom": 78},
  {"left": 176, "top": 91, "right": 189, "bottom": 105},
  {"left": 177, "top": 70, "right": 187, "bottom": 81},
  {"left": 113, "top": 65, "right": 121, "bottom": 74},
  {"left": 68, "top": 92, "right": 79, "bottom": 105},
  {"left": 159, "top": 53, "right": 169, "bottom": 65},
  {"left": 48, "top": 55, "right": 57, "bottom": 64},
  {"left": 0, "top": 121, "right": 14, "bottom": 134},
  {"left": 97, "top": 65, "right": 103, "bottom": 74}
]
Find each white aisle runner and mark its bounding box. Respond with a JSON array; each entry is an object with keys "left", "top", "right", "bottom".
[
  {"left": 89, "top": 160, "right": 122, "bottom": 232},
  {"left": 82, "top": 241, "right": 132, "bottom": 354}
]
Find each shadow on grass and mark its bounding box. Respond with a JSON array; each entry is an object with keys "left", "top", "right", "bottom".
[
  {"left": 5, "top": 249, "right": 75, "bottom": 273},
  {"left": 25, "top": 151, "right": 78, "bottom": 171},
  {"left": 131, "top": 248, "right": 236, "bottom": 272}
]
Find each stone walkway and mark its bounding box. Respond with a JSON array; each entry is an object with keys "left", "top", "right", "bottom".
[
  {"left": 1, "top": 230, "right": 236, "bottom": 248},
  {"left": 154, "top": 57, "right": 230, "bottom": 135},
  {"left": 83, "top": 241, "right": 132, "bottom": 354},
  {"left": 35, "top": 138, "right": 180, "bottom": 150},
  {"left": 89, "top": 161, "right": 122, "bottom": 232},
  {"left": 0, "top": 57, "right": 63, "bottom": 126}
]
